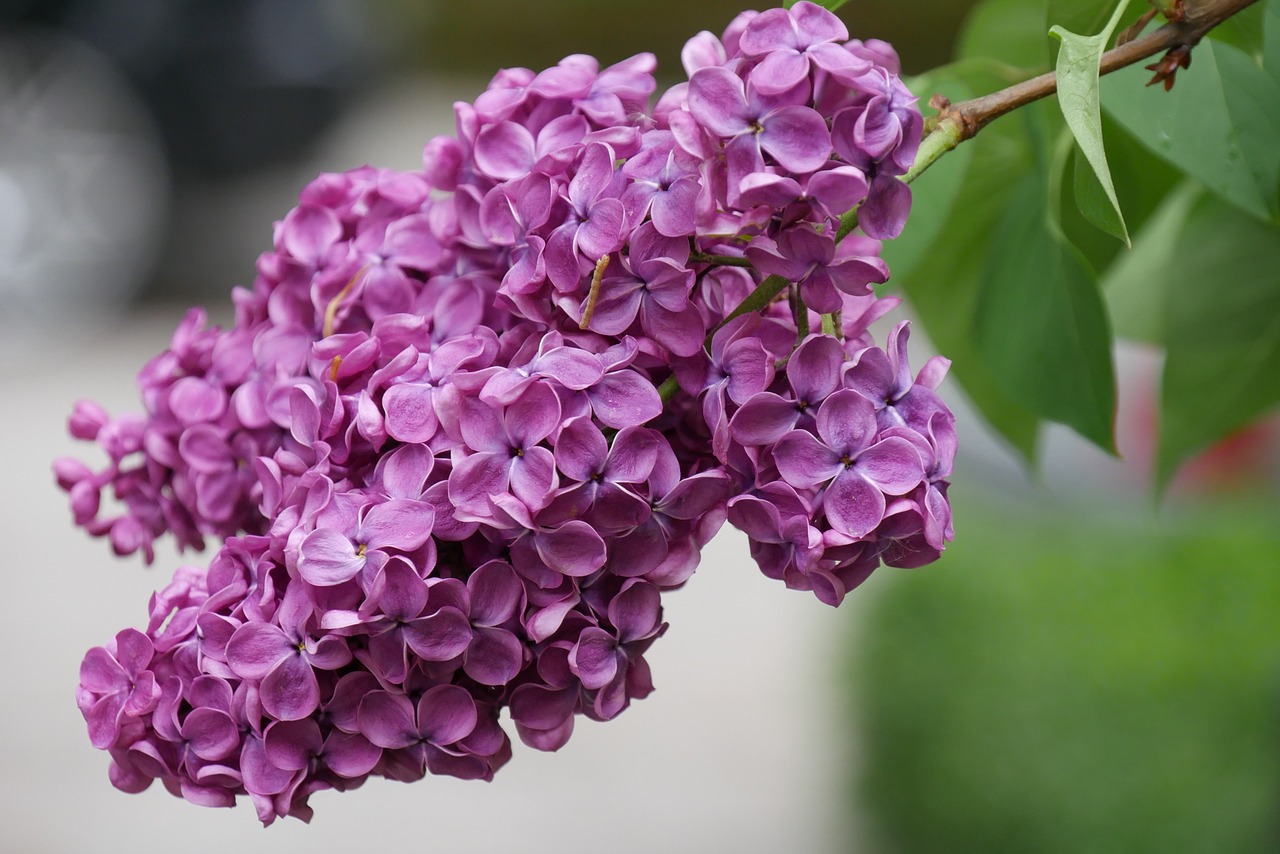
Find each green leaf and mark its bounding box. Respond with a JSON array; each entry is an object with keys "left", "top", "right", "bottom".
[
  {"left": 1206, "top": 1, "right": 1266, "bottom": 59},
  {"left": 958, "top": 0, "right": 1051, "bottom": 71},
  {"left": 1047, "top": 0, "right": 1120, "bottom": 63},
  {"left": 1102, "top": 39, "right": 1280, "bottom": 224},
  {"left": 1050, "top": 0, "right": 1134, "bottom": 246},
  {"left": 1072, "top": 146, "right": 1126, "bottom": 241},
  {"left": 1060, "top": 111, "right": 1183, "bottom": 274},
  {"left": 1266, "top": 0, "right": 1280, "bottom": 73},
  {"left": 885, "top": 64, "right": 1043, "bottom": 461},
  {"left": 1101, "top": 181, "right": 1201, "bottom": 345},
  {"left": 1157, "top": 194, "right": 1280, "bottom": 488},
  {"left": 856, "top": 497, "right": 1280, "bottom": 854},
  {"left": 975, "top": 170, "right": 1117, "bottom": 452}
]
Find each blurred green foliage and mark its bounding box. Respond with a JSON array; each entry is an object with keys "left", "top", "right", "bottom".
[
  {"left": 886, "top": 0, "right": 1280, "bottom": 488},
  {"left": 369, "top": 0, "right": 977, "bottom": 75},
  {"left": 850, "top": 492, "right": 1280, "bottom": 853}
]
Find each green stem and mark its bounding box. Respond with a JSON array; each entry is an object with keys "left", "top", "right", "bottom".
[
  {"left": 901, "top": 118, "right": 967, "bottom": 187},
  {"left": 835, "top": 206, "right": 860, "bottom": 242},
  {"left": 658, "top": 374, "right": 680, "bottom": 403},
  {"left": 822, "top": 310, "right": 842, "bottom": 339},
  {"left": 920, "top": 0, "right": 1259, "bottom": 153},
  {"left": 707, "top": 274, "right": 789, "bottom": 341},
  {"left": 790, "top": 285, "right": 809, "bottom": 346},
  {"left": 691, "top": 252, "right": 753, "bottom": 267}
]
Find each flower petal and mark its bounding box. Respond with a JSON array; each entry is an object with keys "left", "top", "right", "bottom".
[
  {"left": 360, "top": 498, "right": 435, "bottom": 552},
  {"left": 296, "top": 528, "right": 365, "bottom": 587},
  {"left": 774, "top": 429, "right": 842, "bottom": 489},
  {"left": 404, "top": 607, "right": 473, "bottom": 661},
  {"left": 260, "top": 653, "right": 320, "bottom": 721},
  {"left": 823, "top": 470, "right": 887, "bottom": 539},
  {"left": 463, "top": 626, "right": 525, "bottom": 686},
  {"left": 323, "top": 731, "right": 383, "bottom": 778},
  {"left": 418, "top": 685, "right": 478, "bottom": 746},
  {"left": 816, "top": 389, "right": 878, "bottom": 457},
  {"left": 537, "top": 520, "right": 608, "bottom": 577},
  {"left": 569, "top": 627, "right": 619, "bottom": 690},
  {"left": 226, "top": 622, "right": 290, "bottom": 681},
  {"left": 358, "top": 691, "right": 418, "bottom": 749},
  {"left": 856, "top": 436, "right": 924, "bottom": 495}
]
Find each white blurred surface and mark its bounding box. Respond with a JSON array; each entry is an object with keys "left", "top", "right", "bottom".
[{"left": 2, "top": 307, "right": 857, "bottom": 852}]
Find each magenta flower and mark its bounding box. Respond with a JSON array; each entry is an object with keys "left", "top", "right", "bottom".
[
  {"left": 727, "top": 482, "right": 822, "bottom": 589},
  {"left": 739, "top": 1, "right": 865, "bottom": 95},
  {"left": 264, "top": 718, "right": 382, "bottom": 781},
  {"left": 156, "top": 676, "right": 240, "bottom": 763},
  {"left": 509, "top": 644, "right": 580, "bottom": 751},
  {"left": 730, "top": 334, "right": 846, "bottom": 447},
  {"left": 686, "top": 65, "right": 832, "bottom": 185},
  {"left": 351, "top": 214, "right": 447, "bottom": 319},
  {"left": 472, "top": 114, "right": 588, "bottom": 182},
  {"left": 746, "top": 223, "right": 889, "bottom": 313},
  {"left": 296, "top": 497, "right": 436, "bottom": 587},
  {"left": 64, "top": 11, "right": 954, "bottom": 821},
  {"left": 323, "top": 558, "right": 472, "bottom": 685},
  {"left": 676, "top": 316, "right": 775, "bottom": 463},
  {"left": 448, "top": 381, "right": 561, "bottom": 520},
  {"left": 225, "top": 586, "right": 352, "bottom": 721},
  {"left": 844, "top": 321, "right": 953, "bottom": 433},
  {"left": 546, "top": 417, "right": 660, "bottom": 532},
  {"left": 544, "top": 142, "right": 627, "bottom": 291},
  {"left": 358, "top": 685, "right": 479, "bottom": 778},
  {"left": 774, "top": 389, "right": 925, "bottom": 538},
  {"left": 78, "top": 629, "right": 161, "bottom": 749},
  {"left": 479, "top": 330, "right": 604, "bottom": 406},
  {"left": 460, "top": 560, "right": 527, "bottom": 686},
  {"left": 580, "top": 222, "right": 702, "bottom": 356},
  {"left": 568, "top": 580, "right": 665, "bottom": 719},
  {"left": 831, "top": 67, "right": 922, "bottom": 173},
  {"left": 620, "top": 132, "right": 701, "bottom": 237},
  {"left": 479, "top": 172, "right": 554, "bottom": 296}
]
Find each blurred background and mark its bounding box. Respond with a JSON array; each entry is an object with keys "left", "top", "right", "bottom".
[{"left": 2, "top": 0, "right": 1277, "bottom": 851}]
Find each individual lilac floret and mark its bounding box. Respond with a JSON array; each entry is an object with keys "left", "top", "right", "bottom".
[
  {"left": 544, "top": 142, "right": 627, "bottom": 291},
  {"left": 730, "top": 334, "right": 847, "bottom": 447},
  {"left": 773, "top": 389, "right": 925, "bottom": 539},
  {"left": 685, "top": 65, "right": 833, "bottom": 196},
  {"left": 746, "top": 223, "right": 889, "bottom": 313},
  {"left": 225, "top": 585, "right": 352, "bottom": 721},
  {"left": 77, "top": 629, "right": 161, "bottom": 749},
  {"left": 738, "top": 1, "right": 866, "bottom": 95}
]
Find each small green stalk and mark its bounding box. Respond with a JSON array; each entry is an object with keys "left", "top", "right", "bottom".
[{"left": 658, "top": 374, "right": 680, "bottom": 403}]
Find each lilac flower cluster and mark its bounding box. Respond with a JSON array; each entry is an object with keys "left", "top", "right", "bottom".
[{"left": 62, "top": 3, "right": 953, "bottom": 823}]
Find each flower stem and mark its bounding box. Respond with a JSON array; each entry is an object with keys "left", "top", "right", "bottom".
[
  {"left": 322, "top": 266, "right": 367, "bottom": 337},
  {"left": 822, "top": 311, "right": 842, "bottom": 339},
  {"left": 707, "top": 274, "right": 789, "bottom": 342},
  {"left": 789, "top": 285, "right": 808, "bottom": 346},
  {"left": 658, "top": 374, "right": 680, "bottom": 403},
  {"left": 579, "top": 255, "right": 612, "bottom": 330},
  {"left": 691, "top": 252, "right": 753, "bottom": 267}
]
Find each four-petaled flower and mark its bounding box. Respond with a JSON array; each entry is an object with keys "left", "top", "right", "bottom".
[{"left": 774, "top": 389, "right": 925, "bottom": 538}]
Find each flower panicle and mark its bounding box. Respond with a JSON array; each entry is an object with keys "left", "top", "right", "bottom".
[{"left": 63, "top": 2, "right": 954, "bottom": 823}]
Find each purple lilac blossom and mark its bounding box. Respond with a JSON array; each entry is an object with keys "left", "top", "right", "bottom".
[{"left": 63, "top": 2, "right": 955, "bottom": 824}]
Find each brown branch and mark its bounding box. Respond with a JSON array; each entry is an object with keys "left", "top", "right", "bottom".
[
  {"left": 958, "top": 0, "right": 1257, "bottom": 133},
  {"left": 904, "top": 0, "right": 1261, "bottom": 185}
]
